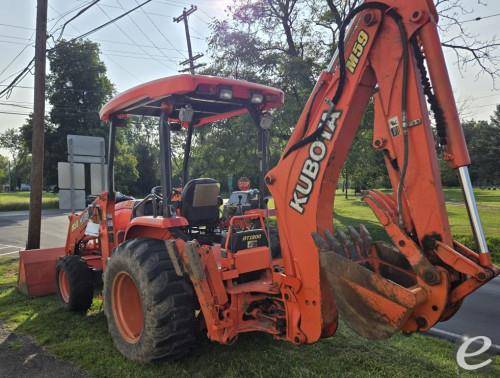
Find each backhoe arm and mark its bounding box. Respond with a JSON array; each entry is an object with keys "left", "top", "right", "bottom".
[{"left": 267, "top": 0, "right": 498, "bottom": 344}]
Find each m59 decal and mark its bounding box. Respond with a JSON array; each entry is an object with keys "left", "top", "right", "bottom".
[{"left": 346, "top": 30, "right": 369, "bottom": 74}]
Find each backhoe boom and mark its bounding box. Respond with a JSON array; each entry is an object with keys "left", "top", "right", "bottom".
[{"left": 267, "top": 0, "right": 498, "bottom": 343}]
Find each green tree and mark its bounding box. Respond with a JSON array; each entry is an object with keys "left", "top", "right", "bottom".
[
  {"left": 0, "top": 128, "right": 24, "bottom": 164},
  {"left": 117, "top": 119, "right": 159, "bottom": 195},
  {"left": 0, "top": 155, "right": 9, "bottom": 186},
  {"left": 114, "top": 128, "right": 139, "bottom": 194},
  {"left": 199, "top": 1, "right": 390, "bottom": 196},
  {"left": 0, "top": 128, "right": 31, "bottom": 189},
  {"left": 465, "top": 116, "right": 500, "bottom": 186},
  {"left": 21, "top": 39, "right": 114, "bottom": 186}
]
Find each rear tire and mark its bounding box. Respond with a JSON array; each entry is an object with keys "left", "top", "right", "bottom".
[
  {"left": 56, "top": 255, "right": 94, "bottom": 312},
  {"left": 103, "top": 238, "right": 196, "bottom": 362}
]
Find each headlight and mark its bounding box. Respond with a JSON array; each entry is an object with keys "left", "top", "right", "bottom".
[
  {"left": 219, "top": 87, "right": 233, "bottom": 100},
  {"left": 250, "top": 93, "right": 264, "bottom": 104}
]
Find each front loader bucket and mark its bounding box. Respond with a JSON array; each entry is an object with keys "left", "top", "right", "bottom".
[
  {"left": 18, "top": 247, "right": 65, "bottom": 297},
  {"left": 313, "top": 226, "right": 424, "bottom": 340}
]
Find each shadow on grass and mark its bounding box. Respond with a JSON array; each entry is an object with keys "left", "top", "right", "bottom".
[
  {"left": 1, "top": 284, "right": 491, "bottom": 378},
  {"left": 0, "top": 258, "right": 497, "bottom": 377},
  {"left": 2, "top": 275, "right": 497, "bottom": 376}
]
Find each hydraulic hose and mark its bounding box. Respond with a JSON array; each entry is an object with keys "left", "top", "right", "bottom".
[{"left": 284, "top": 2, "right": 410, "bottom": 231}]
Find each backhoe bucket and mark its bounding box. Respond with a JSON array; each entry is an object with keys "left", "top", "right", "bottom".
[
  {"left": 313, "top": 226, "right": 423, "bottom": 339},
  {"left": 18, "top": 247, "right": 65, "bottom": 297}
]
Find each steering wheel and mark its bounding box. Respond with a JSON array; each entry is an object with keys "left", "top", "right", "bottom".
[
  {"left": 151, "top": 186, "right": 182, "bottom": 198},
  {"left": 151, "top": 186, "right": 163, "bottom": 198}
]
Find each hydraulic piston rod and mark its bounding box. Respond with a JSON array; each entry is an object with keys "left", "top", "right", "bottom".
[{"left": 458, "top": 166, "right": 489, "bottom": 254}]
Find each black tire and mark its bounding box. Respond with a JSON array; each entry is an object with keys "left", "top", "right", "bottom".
[
  {"left": 56, "top": 255, "right": 94, "bottom": 312},
  {"left": 103, "top": 238, "right": 197, "bottom": 362}
]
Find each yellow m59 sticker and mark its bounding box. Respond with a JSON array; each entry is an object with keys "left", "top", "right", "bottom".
[{"left": 346, "top": 30, "right": 369, "bottom": 74}]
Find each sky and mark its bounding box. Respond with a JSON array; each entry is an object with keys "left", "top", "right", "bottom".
[{"left": 0, "top": 0, "right": 499, "bottom": 157}]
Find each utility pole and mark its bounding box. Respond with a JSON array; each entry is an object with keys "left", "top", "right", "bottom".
[
  {"left": 27, "top": 0, "right": 48, "bottom": 250},
  {"left": 173, "top": 5, "right": 204, "bottom": 74}
]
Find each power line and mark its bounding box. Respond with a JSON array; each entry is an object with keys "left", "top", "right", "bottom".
[
  {"left": 0, "top": 0, "right": 157, "bottom": 98},
  {"left": 0, "top": 102, "right": 32, "bottom": 110},
  {"left": 47, "top": 0, "right": 96, "bottom": 33},
  {"left": 0, "top": 99, "right": 33, "bottom": 105},
  {"left": 68, "top": 0, "right": 154, "bottom": 41},
  {"left": 104, "top": 55, "right": 141, "bottom": 81},
  {"left": 114, "top": 0, "right": 183, "bottom": 60},
  {"left": 96, "top": 3, "right": 177, "bottom": 71},
  {"left": 0, "top": 32, "right": 187, "bottom": 52},
  {"left": 0, "top": 33, "right": 35, "bottom": 78},
  {"left": 442, "top": 12, "right": 500, "bottom": 28},
  {"left": 461, "top": 12, "right": 500, "bottom": 24},
  {"left": 0, "top": 23, "right": 34, "bottom": 31},
  {"left": 55, "top": 0, "right": 101, "bottom": 41},
  {"left": 0, "top": 110, "right": 31, "bottom": 116},
  {"left": 0, "top": 84, "right": 34, "bottom": 89},
  {"left": 133, "top": 0, "right": 186, "bottom": 57},
  {"left": 194, "top": 13, "right": 210, "bottom": 26}
]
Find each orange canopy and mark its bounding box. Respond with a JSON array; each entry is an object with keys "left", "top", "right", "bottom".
[{"left": 99, "top": 74, "right": 284, "bottom": 128}]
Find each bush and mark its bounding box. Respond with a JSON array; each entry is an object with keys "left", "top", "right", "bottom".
[{"left": 454, "top": 235, "right": 500, "bottom": 265}]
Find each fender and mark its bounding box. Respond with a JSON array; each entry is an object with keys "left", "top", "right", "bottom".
[{"left": 124, "top": 216, "right": 188, "bottom": 240}]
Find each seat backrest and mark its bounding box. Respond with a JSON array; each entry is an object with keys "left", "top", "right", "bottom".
[{"left": 181, "top": 178, "right": 220, "bottom": 226}]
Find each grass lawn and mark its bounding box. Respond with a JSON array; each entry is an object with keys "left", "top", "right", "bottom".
[
  {"left": 0, "top": 257, "right": 497, "bottom": 377},
  {"left": 0, "top": 188, "right": 498, "bottom": 376},
  {"left": 0, "top": 191, "right": 59, "bottom": 212},
  {"left": 333, "top": 188, "right": 500, "bottom": 265}
]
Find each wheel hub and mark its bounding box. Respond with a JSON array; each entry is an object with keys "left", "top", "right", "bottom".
[{"left": 112, "top": 271, "right": 144, "bottom": 343}]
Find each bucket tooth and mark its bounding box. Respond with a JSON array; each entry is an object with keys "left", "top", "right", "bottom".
[
  {"left": 336, "top": 229, "right": 360, "bottom": 260},
  {"left": 324, "top": 229, "right": 343, "bottom": 256},
  {"left": 313, "top": 227, "right": 420, "bottom": 340},
  {"left": 358, "top": 224, "right": 372, "bottom": 256}
]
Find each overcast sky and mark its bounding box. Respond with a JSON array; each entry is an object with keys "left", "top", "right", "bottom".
[{"left": 0, "top": 0, "right": 499, "bottom": 156}]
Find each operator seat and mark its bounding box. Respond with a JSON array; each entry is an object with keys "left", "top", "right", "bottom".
[{"left": 181, "top": 178, "right": 220, "bottom": 227}]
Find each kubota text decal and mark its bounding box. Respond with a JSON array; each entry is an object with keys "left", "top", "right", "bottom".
[{"left": 289, "top": 111, "right": 342, "bottom": 214}]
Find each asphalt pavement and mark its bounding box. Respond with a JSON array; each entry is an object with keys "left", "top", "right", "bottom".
[
  {"left": 0, "top": 209, "right": 68, "bottom": 257},
  {"left": 0, "top": 210, "right": 498, "bottom": 351}
]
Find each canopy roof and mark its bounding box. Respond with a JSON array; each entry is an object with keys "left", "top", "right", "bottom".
[{"left": 99, "top": 74, "right": 284, "bottom": 128}]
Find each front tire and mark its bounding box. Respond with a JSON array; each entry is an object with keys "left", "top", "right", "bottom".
[
  {"left": 56, "top": 255, "right": 94, "bottom": 312},
  {"left": 103, "top": 238, "right": 196, "bottom": 362}
]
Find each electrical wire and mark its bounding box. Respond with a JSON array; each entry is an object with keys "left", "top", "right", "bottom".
[
  {"left": 55, "top": 0, "right": 101, "bottom": 41},
  {"left": 283, "top": 1, "right": 392, "bottom": 158},
  {"left": 0, "top": 101, "right": 32, "bottom": 109},
  {"left": 0, "top": 32, "right": 186, "bottom": 52},
  {"left": 460, "top": 12, "right": 500, "bottom": 24},
  {"left": 0, "top": 34, "right": 34, "bottom": 78},
  {"left": 0, "top": 110, "right": 31, "bottom": 116},
  {"left": 67, "top": 0, "right": 154, "bottom": 41},
  {"left": 96, "top": 3, "right": 178, "bottom": 71},
  {"left": 47, "top": 0, "right": 95, "bottom": 33},
  {"left": 114, "top": 0, "right": 183, "bottom": 60},
  {"left": 133, "top": 0, "right": 186, "bottom": 57},
  {"left": 0, "top": 0, "right": 157, "bottom": 99}
]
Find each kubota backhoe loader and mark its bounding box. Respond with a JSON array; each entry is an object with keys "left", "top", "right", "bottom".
[{"left": 18, "top": 0, "right": 498, "bottom": 362}]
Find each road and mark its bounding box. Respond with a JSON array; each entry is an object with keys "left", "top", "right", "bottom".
[
  {"left": 0, "top": 210, "right": 498, "bottom": 351},
  {"left": 0, "top": 209, "right": 68, "bottom": 257}
]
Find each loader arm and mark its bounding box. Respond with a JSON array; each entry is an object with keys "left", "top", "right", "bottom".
[{"left": 267, "top": 0, "right": 499, "bottom": 343}]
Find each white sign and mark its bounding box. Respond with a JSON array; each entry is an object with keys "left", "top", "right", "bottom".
[{"left": 58, "top": 162, "right": 84, "bottom": 190}]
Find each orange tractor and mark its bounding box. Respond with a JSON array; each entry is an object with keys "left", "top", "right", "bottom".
[{"left": 18, "top": 0, "right": 498, "bottom": 362}]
